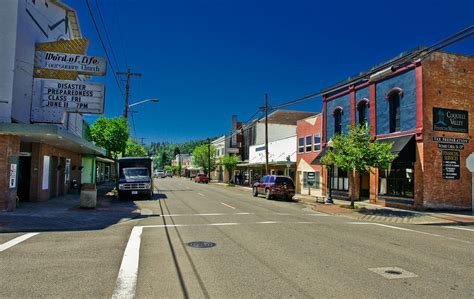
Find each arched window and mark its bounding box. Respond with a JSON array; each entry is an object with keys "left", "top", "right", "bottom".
[
  {"left": 357, "top": 100, "right": 368, "bottom": 126},
  {"left": 387, "top": 89, "right": 401, "bottom": 133},
  {"left": 333, "top": 107, "right": 342, "bottom": 134}
]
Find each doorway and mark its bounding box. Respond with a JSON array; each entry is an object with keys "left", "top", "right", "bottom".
[
  {"left": 360, "top": 172, "right": 370, "bottom": 199},
  {"left": 17, "top": 156, "right": 31, "bottom": 201}
]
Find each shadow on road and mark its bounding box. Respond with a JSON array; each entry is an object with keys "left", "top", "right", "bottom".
[{"left": 357, "top": 207, "right": 423, "bottom": 218}]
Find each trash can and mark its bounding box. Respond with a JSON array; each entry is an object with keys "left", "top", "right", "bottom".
[{"left": 80, "top": 183, "right": 97, "bottom": 208}]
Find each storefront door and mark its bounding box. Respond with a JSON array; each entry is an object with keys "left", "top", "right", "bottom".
[{"left": 17, "top": 156, "right": 31, "bottom": 201}]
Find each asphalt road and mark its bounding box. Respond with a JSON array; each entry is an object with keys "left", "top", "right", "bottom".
[{"left": 0, "top": 177, "right": 473, "bottom": 298}]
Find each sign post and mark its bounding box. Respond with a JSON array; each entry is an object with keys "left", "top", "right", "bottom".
[{"left": 466, "top": 153, "right": 474, "bottom": 215}]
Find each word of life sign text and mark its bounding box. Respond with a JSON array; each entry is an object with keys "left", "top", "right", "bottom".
[
  {"left": 35, "top": 51, "right": 107, "bottom": 76},
  {"left": 35, "top": 79, "right": 105, "bottom": 114}
]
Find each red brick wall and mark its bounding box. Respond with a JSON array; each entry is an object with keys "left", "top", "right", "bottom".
[
  {"left": 30, "top": 143, "right": 82, "bottom": 201},
  {"left": 421, "top": 52, "right": 474, "bottom": 210},
  {"left": 0, "top": 135, "right": 20, "bottom": 211},
  {"left": 296, "top": 115, "right": 324, "bottom": 194}
]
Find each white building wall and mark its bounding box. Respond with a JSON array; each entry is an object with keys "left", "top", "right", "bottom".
[
  {"left": 0, "top": 1, "right": 19, "bottom": 123},
  {"left": 255, "top": 123, "right": 296, "bottom": 145},
  {"left": 249, "top": 136, "right": 296, "bottom": 164},
  {"left": 0, "top": 0, "right": 84, "bottom": 136}
]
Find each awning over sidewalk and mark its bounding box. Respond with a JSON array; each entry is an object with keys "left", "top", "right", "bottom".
[
  {"left": 377, "top": 134, "right": 415, "bottom": 161},
  {"left": 0, "top": 123, "right": 106, "bottom": 155}
]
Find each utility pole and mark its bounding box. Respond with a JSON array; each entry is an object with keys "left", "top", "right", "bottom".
[
  {"left": 207, "top": 138, "right": 211, "bottom": 178},
  {"left": 140, "top": 137, "right": 146, "bottom": 146},
  {"left": 117, "top": 68, "right": 142, "bottom": 119},
  {"left": 264, "top": 93, "right": 269, "bottom": 175}
]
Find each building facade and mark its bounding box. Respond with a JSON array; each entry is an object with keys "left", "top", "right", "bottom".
[
  {"left": 0, "top": 0, "right": 106, "bottom": 211},
  {"left": 319, "top": 49, "right": 473, "bottom": 210},
  {"left": 296, "top": 114, "right": 325, "bottom": 197}
]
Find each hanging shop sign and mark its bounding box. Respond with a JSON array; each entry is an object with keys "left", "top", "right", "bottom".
[
  {"left": 35, "top": 51, "right": 107, "bottom": 76},
  {"left": 34, "top": 78, "right": 105, "bottom": 114},
  {"left": 442, "top": 150, "right": 460, "bottom": 180},
  {"left": 437, "top": 143, "right": 464, "bottom": 150},
  {"left": 433, "top": 108, "right": 468, "bottom": 133},
  {"left": 432, "top": 136, "right": 469, "bottom": 144}
]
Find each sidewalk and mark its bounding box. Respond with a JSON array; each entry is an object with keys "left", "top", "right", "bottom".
[
  {"left": 0, "top": 182, "right": 140, "bottom": 233},
  {"left": 294, "top": 194, "right": 474, "bottom": 225}
]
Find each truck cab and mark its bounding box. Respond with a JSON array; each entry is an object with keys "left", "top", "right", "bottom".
[{"left": 117, "top": 157, "right": 153, "bottom": 200}]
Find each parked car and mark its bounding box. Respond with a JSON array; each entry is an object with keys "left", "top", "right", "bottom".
[
  {"left": 165, "top": 170, "right": 174, "bottom": 177},
  {"left": 194, "top": 174, "right": 209, "bottom": 184},
  {"left": 154, "top": 170, "right": 166, "bottom": 178},
  {"left": 252, "top": 175, "right": 295, "bottom": 200}
]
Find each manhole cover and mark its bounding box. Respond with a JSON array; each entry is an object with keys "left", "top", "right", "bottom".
[
  {"left": 187, "top": 241, "right": 216, "bottom": 248},
  {"left": 368, "top": 267, "right": 418, "bottom": 279}
]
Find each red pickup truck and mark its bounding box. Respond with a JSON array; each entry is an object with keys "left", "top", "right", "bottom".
[{"left": 194, "top": 174, "right": 210, "bottom": 184}]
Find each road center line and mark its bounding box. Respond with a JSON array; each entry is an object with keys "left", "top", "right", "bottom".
[
  {"left": 443, "top": 226, "right": 474, "bottom": 232},
  {"left": 349, "top": 222, "right": 441, "bottom": 237},
  {"left": 0, "top": 233, "right": 39, "bottom": 253},
  {"left": 221, "top": 202, "right": 236, "bottom": 209},
  {"left": 112, "top": 226, "right": 143, "bottom": 299},
  {"left": 141, "top": 221, "right": 319, "bottom": 228}
]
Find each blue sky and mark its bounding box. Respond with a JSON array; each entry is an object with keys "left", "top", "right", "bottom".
[{"left": 68, "top": 0, "right": 474, "bottom": 144}]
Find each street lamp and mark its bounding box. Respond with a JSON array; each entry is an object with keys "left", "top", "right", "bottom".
[
  {"left": 325, "top": 138, "right": 334, "bottom": 204},
  {"left": 128, "top": 98, "right": 160, "bottom": 108}
]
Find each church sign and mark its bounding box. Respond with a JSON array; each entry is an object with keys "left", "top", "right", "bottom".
[
  {"left": 35, "top": 51, "right": 107, "bottom": 76},
  {"left": 433, "top": 108, "right": 468, "bottom": 133},
  {"left": 34, "top": 79, "right": 105, "bottom": 114}
]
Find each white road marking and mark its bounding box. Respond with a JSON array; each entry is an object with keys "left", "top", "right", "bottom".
[
  {"left": 349, "top": 222, "right": 441, "bottom": 237},
  {"left": 198, "top": 193, "right": 204, "bottom": 197},
  {"left": 443, "top": 226, "right": 474, "bottom": 232},
  {"left": 112, "top": 226, "right": 143, "bottom": 299},
  {"left": 141, "top": 221, "right": 319, "bottom": 228},
  {"left": 221, "top": 202, "right": 236, "bottom": 209},
  {"left": 0, "top": 233, "right": 39, "bottom": 253}
]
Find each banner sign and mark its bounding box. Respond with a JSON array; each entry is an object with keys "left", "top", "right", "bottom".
[
  {"left": 35, "top": 51, "right": 107, "bottom": 76},
  {"left": 433, "top": 108, "right": 468, "bottom": 133},
  {"left": 432, "top": 136, "right": 469, "bottom": 144},
  {"left": 442, "top": 150, "right": 460, "bottom": 180},
  {"left": 437, "top": 143, "right": 464, "bottom": 150},
  {"left": 35, "top": 79, "right": 105, "bottom": 114}
]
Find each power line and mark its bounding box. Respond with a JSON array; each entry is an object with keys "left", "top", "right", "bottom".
[
  {"left": 94, "top": 0, "right": 122, "bottom": 73},
  {"left": 269, "top": 25, "right": 474, "bottom": 111},
  {"left": 84, "top": 0, "right": 124, "bottom": 97},
  {"left": 112, "top": 0, "right": 129, "bottom": 69}
]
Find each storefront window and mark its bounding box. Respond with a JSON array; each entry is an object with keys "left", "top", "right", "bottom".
[
  {"left": 379, "top": 161, "right": 414, "bottom": 198},
  {"left": 303, "top": 171, "right": 320, "bottom": 189},
  {"left": 332, "top": 167, "right": 348, "bottom": 191}
]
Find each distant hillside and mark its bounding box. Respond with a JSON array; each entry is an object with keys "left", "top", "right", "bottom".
[{"left": 145, "top": 137, "right": 219, "bottom": 168}]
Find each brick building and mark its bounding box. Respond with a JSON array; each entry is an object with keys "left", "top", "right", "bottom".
[
  {"left": 318, "top": 49, "right": 473, "bottom": 210},
  {"left": 296, "top": 114, "right": 326, "bottom": 197}
]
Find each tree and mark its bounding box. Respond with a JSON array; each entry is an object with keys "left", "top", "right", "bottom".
[
  {"left": 125, "top": 138, "right": 147, "bottom": 157},
  {"left": 173, "top": 146, "right": 181, "bottom": 157},
  {"left": 321, "top": 125, "right": 397, "bottom": 208},
  {"left": 192, "top": 144, "right": 216, "bottom": 175},
  {"left": 160, "top": 151, "right": 168, "bottom": 169},
  {"left": 89, "top": 117, "right": 129, "bottom": 159},
  {"left": 221, "top": 155, "right": 239, "bottom": 183}
]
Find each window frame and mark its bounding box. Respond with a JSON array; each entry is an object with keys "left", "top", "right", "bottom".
[
  {"left": 387, "top": 88, "right": 402, "bottom": 133},
  {"left": 313, "top": 134, "right": 321, "bottom": 151},
  {"left": 357, "top": 99, "right": 369, "bottom": 127},
  {"left": 305, "top": 135, "right": 312, "bottom": 152},
  {"left": 298, "top": 137, "right": 305, "bottom": 153},
  {"left": 333, "top": 107, "right": 343, "bottom": 134}
]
